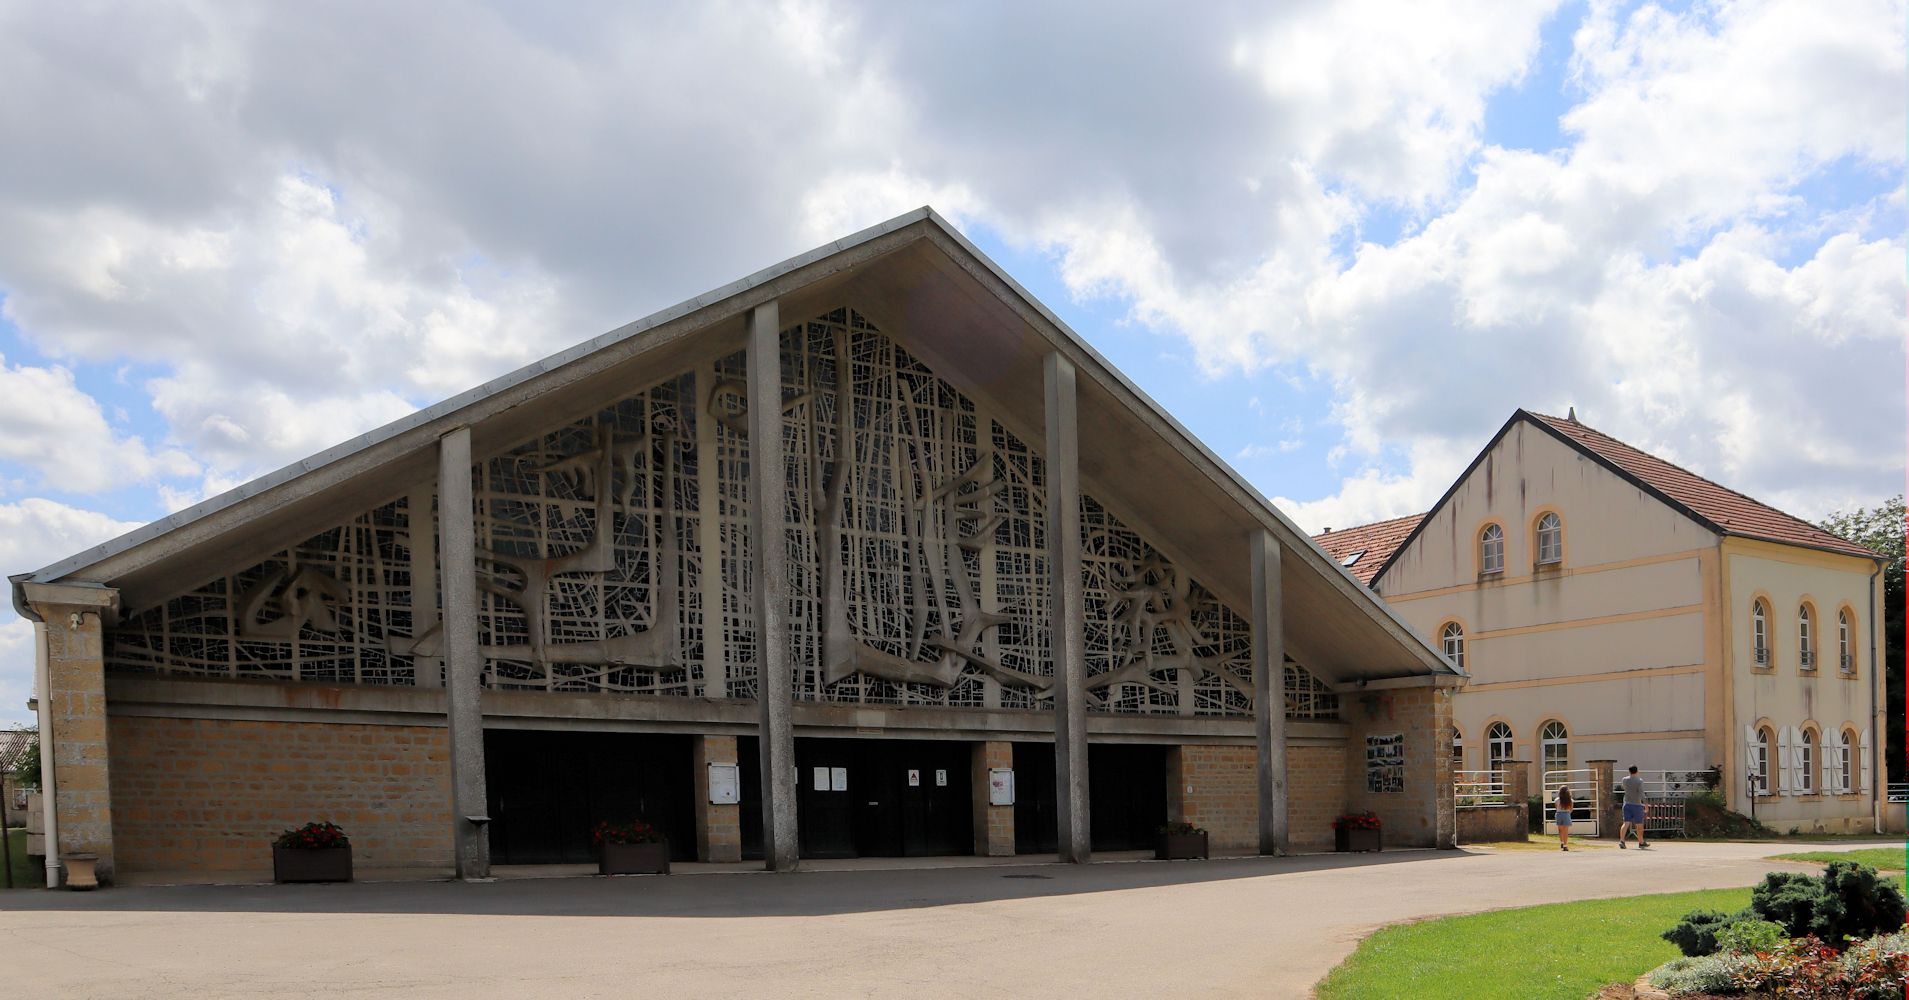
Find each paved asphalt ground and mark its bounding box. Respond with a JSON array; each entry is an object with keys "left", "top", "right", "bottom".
[{"left": 0, "top": 840, "right": 1890, "bottom": 998}]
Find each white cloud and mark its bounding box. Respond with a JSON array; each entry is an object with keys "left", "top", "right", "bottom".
[{"left": 0, "top": 356, "right": 197, "bottom": 491}]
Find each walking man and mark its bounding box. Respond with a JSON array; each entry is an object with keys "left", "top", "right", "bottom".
[{"left": 1618, "top": 765, "right": 1650, "bottom": 849}]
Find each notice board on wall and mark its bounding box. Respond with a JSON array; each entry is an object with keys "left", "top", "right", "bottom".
[{"left": 1366, "top": 733, "right": 1405, "bottom": 794}]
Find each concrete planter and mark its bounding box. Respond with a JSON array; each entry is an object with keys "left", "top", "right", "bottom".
[
  {"left": 273, "top": 846, "right": 353, "bottom": 883},
  {"left": 61, "top": 853, "right": 100, "bottom": 890},
  {"left": 1334, "top": 827, "right": 1382, "bottom": 853},
  {"left": 598, "top": 840, "right": 670, "bottom": 876},
  {"left": 1155, "top": 831, "right": 1209, "bottom": 860}
]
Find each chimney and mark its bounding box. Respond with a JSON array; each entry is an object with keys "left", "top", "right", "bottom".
[{"left": 1566, "top": 406, "right": 1578, "bottom": 423}]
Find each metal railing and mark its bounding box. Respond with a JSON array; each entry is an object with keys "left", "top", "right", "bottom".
[
  {"left": 1453, "top": 770, "right": 1509, "bottom": 809},
  {"left": 1544, "top": 768, "right": 1600, "bottom": 836},
  {"left": 1887, "top": 782, "right": 1909, "bottom": 804}
]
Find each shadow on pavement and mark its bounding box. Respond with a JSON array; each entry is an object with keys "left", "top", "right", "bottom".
[{"left": 0, "top": 848, "right": 1482, "bottom": 919}]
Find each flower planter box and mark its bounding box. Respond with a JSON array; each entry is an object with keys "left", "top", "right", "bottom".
[
  {"left": 273, "top": 846, "right": 353, "bottom": 883},
  {"left": 1155, "top": 831, "right": 1209, "bottom": 860},
  {"left": 598, "top": 841, "right": 670, "bottom": 876},
  {"left": 1334, "top": 827, "right": 1382, "bottom": 853}
]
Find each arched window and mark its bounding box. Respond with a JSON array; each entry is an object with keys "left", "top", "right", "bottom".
[
  {"left": 1798, "top": 604, "right": 1816, "bottom": 670},
  {"left": 1479, "top": 524, "right": 1505, "bottom": 575},
  {"left": 1839, "top": 728, "right": 1857, "bottom": 793},
  {"left": 1535, "top": 512, "right": 1563, "bottom": 565},
  {"left": 1441, "top": 622, "right": 1466, "bottom": 669},
  {"left": 1753, "top": 726, "right": 1773, "bottom": 795},
  {"left": 1539, "top": 720, "right": 1569, "bottom": 778},
  {"left": 1838, "top": 610, "right": 1854, "bottom": 672},
  {"left": 1486, "top": 722, "right": 1513, "bottom": 772},
  {"left": 1752, "top": 600, "right": 1770, "bottom": 666},
  {"left": 1796, "top": 727, "right": 1815, "bottom": 793}
]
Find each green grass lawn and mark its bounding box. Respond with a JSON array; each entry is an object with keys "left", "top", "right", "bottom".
[
  {"left": 1315, "top": 887, "right": 1752, "bottom": 1000},
  {"left": 1769, "top": 847, "right": 1908, "bottom": 871},
  {"left": 3, "top": 827, "right": 42, "bottom": 889}
]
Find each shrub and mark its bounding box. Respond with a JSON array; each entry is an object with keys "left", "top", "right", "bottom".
[
  {"left": 1750, "top": 870, "right": 1828, "bottom": 938},
  {"left": 1649, "top": 953, "right": 1754, "bottom": 995},
  {"left": 1728, "top": 934, "right": 1909, "bottom": 1000},
  {"left": 1332, "top": 811, "right": 1380, "bottom": 831},
  {"left": 274, "top": 821, "right": 349, "bottom": 850},
  {"left": 1527, "top": 794, "right": 1544, "bottom": 834},
  {"left": 591, "top": 819, "right": 663, "bottom": 846},
  {"left": 1715, "top": 918, "right": 1785, "bottom": 955},
  {"left": 1663, "top": 908, "right": 1739, "bottom": 957},
  {"left": 1812, "top": 859, "right": 1908, "bottom": 945},
  {"left": 1158, "top": 821, "right": 1206, "bottom": 836}
]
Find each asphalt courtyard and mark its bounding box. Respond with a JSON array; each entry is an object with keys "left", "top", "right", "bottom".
[{"left": 0, "top": 839, "right": 1891, "bottom": 998}]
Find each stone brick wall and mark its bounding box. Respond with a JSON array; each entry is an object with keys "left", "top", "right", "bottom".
[
  {"left": 1167, "top": 742, "right": 1347, "bottom": 853},
  {"left": 109, "top": 716, "right": 453, "bottom": 874},
  {"left": 971, "top": 741, "right": 1014, "bottom": 856},
  {"left": 692, "top": 735, "right": 741, "bottom": 862},
  {"left": 1287, "top": 743, "right": 1347, "bottom": 848},
  {"left": 1456, "top": 804, "right": 1525, "bottom": 843},
  {"left": 1167, "top": 745, "right": 1256, "bottom": 853},
  {"left": 1344, "top": 683, "right": 1457, "bottom": 849}
]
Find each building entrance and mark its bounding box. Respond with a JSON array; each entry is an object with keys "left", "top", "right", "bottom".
[
  {"left": 1013, "top": 741, "right": 1168, "bottom": 854},
  {"left": 483, "top": 729, "right": 695, "bottom": 865},
  {"left": 791, "top": 737, "right": 972, "bottom": 859}
]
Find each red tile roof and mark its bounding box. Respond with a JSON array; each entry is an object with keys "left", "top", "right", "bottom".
[
  {"left": 1313, "top": 513, "right": 1426, "bottom": 585},
  {"left": 1527, "top": 411, "right": 1879, "bottom": 560}
]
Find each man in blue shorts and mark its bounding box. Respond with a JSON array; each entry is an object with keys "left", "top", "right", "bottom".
[{"left": 1618, "top": 765, "right": 1651, "bottom": 849}]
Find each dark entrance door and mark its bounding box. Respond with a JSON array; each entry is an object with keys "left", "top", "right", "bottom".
[
  {"left": 780, "top": 738, "right": 971, "bottom": 858},
  {"left": 484, "top": 729, "right": 695, "bottom": 864},
  {"left": 1012, "top": 741, "right": 1169, "bottom": 853}
]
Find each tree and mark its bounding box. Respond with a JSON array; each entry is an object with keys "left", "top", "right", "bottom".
[{"left": 1821, "top": 496, "right": 1905, "bottom": 781}]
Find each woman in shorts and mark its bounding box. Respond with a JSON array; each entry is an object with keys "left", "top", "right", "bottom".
[{"left": 1554, "top": 785, "right": 1573, "bottom": 851}]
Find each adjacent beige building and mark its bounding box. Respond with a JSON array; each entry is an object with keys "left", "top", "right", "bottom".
[{"left": 1317, "top": 410, "right": 1886, "bottom": 833}]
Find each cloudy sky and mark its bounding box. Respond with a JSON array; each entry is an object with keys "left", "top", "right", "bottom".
[{"left": 0, "top": 0, "right": 1901, "bottom": 725}]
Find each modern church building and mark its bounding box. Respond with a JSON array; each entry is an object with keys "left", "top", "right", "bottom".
[{"left": 16, "top": 210, "right": 1460, "bottom": 884}]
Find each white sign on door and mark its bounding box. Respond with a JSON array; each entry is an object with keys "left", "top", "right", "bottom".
[
  {"left": 935, "top": 769, "right": 948, "bottom": 787},
  {"left": 830, "top": 767, "right": 848, "bottom": 791},
  {"left": 813, "top": 767, "right": 830, "bottom": 792},
  {"left": 907, "top": 768, "right": 921, "bottom": 787}
]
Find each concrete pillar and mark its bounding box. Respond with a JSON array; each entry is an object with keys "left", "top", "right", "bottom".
[
  {"left": 438, "top": 426, "right": 491, "bottom": 879},
  {"left": 970, "top": 741, "right": 1015, "bottom": 856},
  {"left": 1250, "top": 530, "right": 1289, "bottom": 855},
  {"left": 747, "top": 301, "right": 799, "bottom": 872},
  {"left": 1431, "top": 686, "right": 1457, "bottom": 849},
  {"left": 1044, "top": 352, "right": 1090, "bottom": 864},
  {"left": 692, "top": 735, "right": 742, "bottom": 862},
  {"left": 1587, "top": 758, "right": 1617, "bottom": 838},
  {"left": 406, "top": 487, "right": 442, "bottom": 689},
  {"left": 24, "top": 582, "right": 120, "bottom": 885}
]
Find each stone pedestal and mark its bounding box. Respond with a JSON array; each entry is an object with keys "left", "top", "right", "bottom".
[
  {"left": 1588, "top": 759, "right": 1618, "bottom": 838},
  {"left": 970, "top": 741, "right": 1015, "bottom": 856},
  {"left": 693, "top": 736, "right": 743, "bottom": 863}
]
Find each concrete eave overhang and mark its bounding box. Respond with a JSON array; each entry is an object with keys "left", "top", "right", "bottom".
[{"left": 15, "top": 209, "right": 1460, "bottom": 686}]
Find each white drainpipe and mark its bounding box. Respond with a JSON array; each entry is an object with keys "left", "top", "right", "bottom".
[{"left": 33, "top": 621, "right": 59, "bottom": 888}]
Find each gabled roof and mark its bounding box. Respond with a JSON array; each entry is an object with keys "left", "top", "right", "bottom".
[
  {"left": 12, "top": 208, "right": 1459, "bottom": 683},
  {"left": 1363, "top": 408, "right": 1881, "bottom": 586},
  {"left": 1525, "top": 411, "right": 1878, "bottom": 560},
  {"left": 1313, "top": 514, "right": 1425, "bottom": 585}
]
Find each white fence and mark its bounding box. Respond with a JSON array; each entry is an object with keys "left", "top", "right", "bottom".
[
  {"left": 1888, "top": 782, "right": 1908, "bottom": 804},
  {"left": 1543, "top": 768, "right": 1600, "bottom": 837},
  {"left": 1454, "top": 770, "right": 1509, "bottom": 810}
]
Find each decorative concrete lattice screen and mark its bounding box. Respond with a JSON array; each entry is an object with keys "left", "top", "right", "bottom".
[{"left": 105, "top": 307, "right": 1338, "bottom": 720}]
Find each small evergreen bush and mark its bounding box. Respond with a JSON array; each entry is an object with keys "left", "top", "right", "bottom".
[
  {"left": 1649, "top": 952, "right": 1753, "bottom": 994},
  {"left": 1662, "top": 908, "right": 1739, "bottom": 957},
  {"left": 1750, "top": 870, "right": 1828, "bottom": 938},
  {"left": 1812, "top": 859, "right": 1908, "bottom": 945}
]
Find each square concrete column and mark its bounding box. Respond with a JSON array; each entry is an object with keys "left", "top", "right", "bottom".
[
  {"left": 693, "top": 736, "right": 743, "bottom": 862},
  {"left": 1250, "top": 530, "right": 1289, "bottom": 855},
  {"left": 971, "top": 741, "right": 1015, "bottom": 856},
  {"left": 24, "top": 582, "right": 120, "bottom": 886},
  {"left": 1044, "top": 352, "right": 1091, "bottom": 864},
  {"left": 439, "top": 426, "right": 491, "bottom": 879},
  {"left": 747, "top": 300, "right": 799, "bottom": 872},
  {"left": 1587, "top": 758, "right": 1617, "bottom": 839}
]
